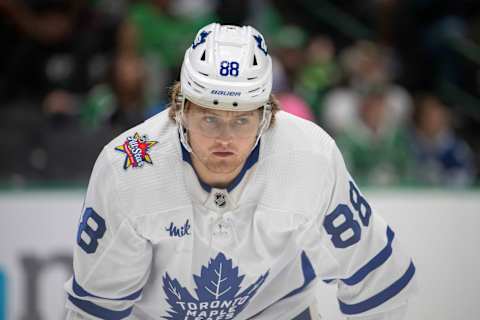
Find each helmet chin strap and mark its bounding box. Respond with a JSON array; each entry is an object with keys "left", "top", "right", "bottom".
[
  {"left": 175, "top": 104, "right": 210, "bottom": 168},
  {"left": 175, "top": 93, "right": 193, "bottom": 153},
  {"left": 252, "top": 102, "right": 272, "bottom": 151}
]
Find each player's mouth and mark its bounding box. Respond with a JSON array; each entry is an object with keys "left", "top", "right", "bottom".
[{"left": 212, "top": 151, "right": 234, "bottom": 158}]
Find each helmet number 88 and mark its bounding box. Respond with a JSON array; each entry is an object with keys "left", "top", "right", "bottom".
[{"left": 220, "top": 61, "right": 240, "bottom": 77}]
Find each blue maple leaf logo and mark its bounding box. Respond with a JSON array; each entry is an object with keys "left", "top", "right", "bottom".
[
  {"left": 162, "top": 252, "right": 269, "bottom": 320},
  {"left": 253, "top": 34, "right": 268, "bottom": 56},
  {"left": 192, "top": 30, "right": 211, "bottom": 49}
]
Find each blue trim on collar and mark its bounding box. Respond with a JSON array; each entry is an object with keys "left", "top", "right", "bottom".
[
  {"left": 227, "top": 142, "right": 260, "bottom": 192},
  {"left": 181, "top": 141, "right": 260, "bottom": 193},
  {"left": 181, "top": 145, "right": 212, "bottom": 192}
]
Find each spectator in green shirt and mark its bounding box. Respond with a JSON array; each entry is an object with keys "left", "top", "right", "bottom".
[
  {"left": 337, "top": 88, "right": 412, "bottom": 186},
  {"left": 118, "top": 0, "right": 216, "bottom": 104}
]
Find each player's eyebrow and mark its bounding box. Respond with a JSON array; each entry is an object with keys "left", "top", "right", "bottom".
[{"left": 198, "top": 108, "right": 256, "bottom": 117}]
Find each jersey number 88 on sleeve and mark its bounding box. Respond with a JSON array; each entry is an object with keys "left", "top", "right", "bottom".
[
  {"left": 76, "top": 208, "right": 106, "bottom": 254},
  {"left": 323, "top": 182, "right": 372, "bottom": 249}
]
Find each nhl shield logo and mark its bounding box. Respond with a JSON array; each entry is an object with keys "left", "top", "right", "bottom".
[{"left": 214, "top": 193, "right": 226, "bottom": 208}]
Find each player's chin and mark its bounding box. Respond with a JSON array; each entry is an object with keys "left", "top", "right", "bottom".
[{"left": 207, "top": 158, "right": 241, "bottom": 174}]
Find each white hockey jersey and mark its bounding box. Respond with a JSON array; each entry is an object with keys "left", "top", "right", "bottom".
[{"left": 64, "top": 110, "right": 416, "bottom": 320}]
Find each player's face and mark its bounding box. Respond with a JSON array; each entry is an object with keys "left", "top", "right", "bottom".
[{"left": 184, "top": 102, "right": 261, "bottom": 185}]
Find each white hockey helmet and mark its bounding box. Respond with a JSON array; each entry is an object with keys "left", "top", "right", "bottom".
[{"left": 180, "top": 23, "right": 273, "bottom": 111}]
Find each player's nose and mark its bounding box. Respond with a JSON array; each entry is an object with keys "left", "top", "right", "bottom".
[{"left": 214, "top": 124, "right": 235, "bottom": 142}]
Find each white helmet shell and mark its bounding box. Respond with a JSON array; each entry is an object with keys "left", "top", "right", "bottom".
[{"left": 180, "top": 23, "right": 272, "bottom": 111}]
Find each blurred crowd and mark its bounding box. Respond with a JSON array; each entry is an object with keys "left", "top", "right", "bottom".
[{"left": 0, "top": 0, "right": 479, "bottom": 188}]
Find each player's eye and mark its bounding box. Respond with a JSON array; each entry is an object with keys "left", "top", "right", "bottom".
[
  {"left": 234, "top": 117, "right": 250, "bottom": 126},
  {"left": 202, "top": 116, "right": 219, "bottom": 126}
]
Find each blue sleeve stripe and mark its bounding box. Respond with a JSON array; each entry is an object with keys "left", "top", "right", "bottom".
[
  {"left": 0, "top": 270, "right": 6, "bottom": 320},
  {"left": 342, "top": 227, "right": 395, "bottom": 286},
  {"left": 251, "top": 251, "right": 316, "bottom": 319},
  {"left": 292, "top": 308, "right": 313, "bottom": 320},
  {"left": 73, "top": 277, "right": 142, "bottom": 301},
  {"left": 282, "top": 251, "right": 317, "bottom": 299},
  {"left": 251, "top": 252, "right": 316, "bottom": 319},
  {"left": 338, "top": 260, "right": 416, "bottom": 315},
  {"left": 68, "top": 295, "right": 133, "bottom": 320}
]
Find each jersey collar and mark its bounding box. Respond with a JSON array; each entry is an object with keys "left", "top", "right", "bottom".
[{"left": 180, "top": 140, "right": 260, "bottom": 193}]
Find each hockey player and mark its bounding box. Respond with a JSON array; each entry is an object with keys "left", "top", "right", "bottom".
[{"left": 65, "top": 23, "right": 416, "bottom": 319}]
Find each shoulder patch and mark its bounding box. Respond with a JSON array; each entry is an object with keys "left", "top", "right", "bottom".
[{"left": 115, "top": 132, "right": 158, "bottom": 170}]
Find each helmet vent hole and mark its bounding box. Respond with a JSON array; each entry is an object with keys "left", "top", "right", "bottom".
[
  {"left": 213, "top": 100, "right": 219, "bottom": 105},
  {"left": 253, "top": 54, "right": 258, "bottom": 66},
  {"left": 201, "top": 50, "right": 206, "bottom": 61},
  {"left": 233, "top": 102, "right": 238, "bottom": 107}
]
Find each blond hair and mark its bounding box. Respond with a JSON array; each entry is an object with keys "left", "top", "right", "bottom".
[{"left": 167, "top": 82, "right": 280, "bottom": 127}]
